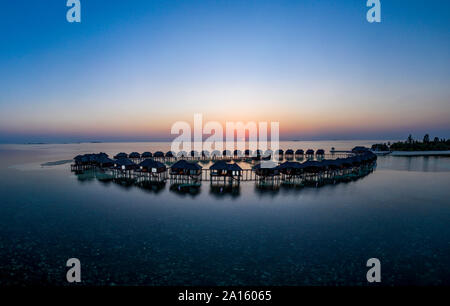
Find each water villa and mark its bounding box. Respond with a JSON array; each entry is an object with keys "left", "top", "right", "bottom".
[
  {"left": 170, "top": 160, "right": 202, "bottom": 179},
  {"left": 137, "top": 159, "right": 167, "bottom": 180},
  {"left": 295, "top": 149, "right": 304, "bottom": 157},
  {"left": 165, "top": 151, "right": 174, "bottom": 160},
  {"left": 209, "top": 161, "right": 242, "bottom": 184},
  {"left": 70, "top": 147, "right": 377, "bottom": 192},
  {"left": 142, "top": 152, "right": 153, "bottom": 159},
  {"left": 129, "top": 152, "right": 141, "bottom": 160},
  {"left": 253, "top": 161, "right": 280, "bottom": 178},
  {"left": 154, "top": 151, "right": 165, "bottom": 159},
  {"left": 113, "top": 152, "right": 128, "bottom": 159}
]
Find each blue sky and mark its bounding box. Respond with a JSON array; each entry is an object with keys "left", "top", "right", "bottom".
[{"left": 0, "top": 0, "right": 449, "bottom": 143}]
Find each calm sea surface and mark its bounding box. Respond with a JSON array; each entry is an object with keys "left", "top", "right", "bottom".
[{"left": 0, "top": 141, "right": 449, "bottom": 285}]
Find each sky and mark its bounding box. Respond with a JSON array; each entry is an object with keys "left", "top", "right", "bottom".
[{"left": 0, "top": 0, "right": 449, "bottom": 143}]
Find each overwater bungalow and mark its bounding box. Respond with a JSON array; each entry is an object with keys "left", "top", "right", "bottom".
[
  {"left": 244, "top": 149, "right": 252, "bottom": 157},
  {"left": 129, "top": 152, "right": 141, "bottom": 160},
  {"left": 138, "top": 159, "right": 166, "bottom": 173},
  {"left": 114, "top": 158, "right": 138, "bottom": 173},
  {"left": 316, "top": 149, "right": 325, "bottom": 156},
  {"left": 211, "top": 150, "right": 221, "bottom": 159},
  {"left": 277, "top": 161, "right": 304, "bottom": 184},
  {"left": 264, "top": 149, "right": 273, "bottom": 158},
  {"left": 276, "top": 149, "right": 284, "bottom": 158},
  {"left": 302, "top": 160, "right": 325, "bottom": 185},
  {"left": 165, "top": 151, "right": 174, "bottom": 160},
  {"left": 209, "top": 161, "right": 242, "bottom": 183},
  {"left": 73, "top": 153, "right": 112, "bottom": 170},
  {"left": 295, "top": 149, "right": 304, "bottom": 156},
  {"left": 352, "top": 146, "right": 370, "bottom": 154},
  {"left": 253, "top": 161, "right": 280, "bottom": 179},
  {"left": 142, "top": 152, "right": 153, "bottom": 159},
  {"left": 170, "top": 160, "right": 202, "bottom": 179},
  {"left": 285, "top": 149, "right": 294, "bottom": 156},
  {"left": 154, "top": 151, "right": 165, "bottom": 159},
  {"left": 201, "top": 150, "right": 210, "bottom": 159},
  {"left": 97, "top": 156, "right": 114, "bottom": 168},
  {"left": 190, "top": 150, "right": 199, "bottom": 159},
  {"left": 113, "top": 152, "right": 128, "bottom": 159},
  {"left": 177, "top": 151, "right": 188, "bottom": 159},
  {"left": 223, "top": 150, "right": 232, "bottom": 158},
  {"left": 233, "top": 150, "right": 243, "bottom": 158},
  {"left": 305, "top": 149, "right": 315, "bottom": 156},
  {"left": 277, "top": 161, "right": 302, "bottom": 175},
  {"left": 138, "top": 159, "right": 167, "bottom": 180}
]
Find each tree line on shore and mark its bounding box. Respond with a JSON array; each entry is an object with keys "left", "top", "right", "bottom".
[{"left": 372, "top": 134, "right": 450, "bottom": 152}]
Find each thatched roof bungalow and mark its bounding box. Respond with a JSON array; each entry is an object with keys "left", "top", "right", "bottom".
[
  {"left": 142, "top": 152, "right": 153, "bottom": 158},
  {"left": 295, "top": 149, "right": 304, "bottom": 155},
  {"left": 285, "top": 149, "right": 294, "bottom": 156},
  {"left": 302, "top": 160, "right": 324, "bottom": 173},
  {"left": 154, "top": 151, "right": 165, "bottom": 158},
  {"left": 277, "top": 161, "right": 302, "bottom": 175},
  {"left": 114, "top": 158, "right": 138, "bottom": 170},
  {"left": 170, "top": 160, "right": 202, "bottom": 176},
  {"left": 113, "top": 152, "right": 128, "bottom": 159},
  {"left": 305, "top": 149, "right": 315, "bottom": 156},
  {"left": 210, "top": 161, "right": 242, "bottom": 177},
  {"left": 316, "top": 149, "right": 325, "bottom": 155},
  {"left": 253, "top": 161, "right": 280, "bottom": 177},
  {"left": 139, "top": 159, "right": 166, "bottom": 173},
  {"left": 129, "top": 152, "right": 141, "bottom": 159}
]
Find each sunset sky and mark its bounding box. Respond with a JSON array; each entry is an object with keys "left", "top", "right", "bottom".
[{"left": 0, "top": 0, "right": 449, "bottom": 143}]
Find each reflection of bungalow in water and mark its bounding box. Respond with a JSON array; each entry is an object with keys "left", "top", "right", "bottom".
[
  {"left": 113, "top": 152, "right": 128, "bottom": 159},
  {"left": 142, "top": 152, "right": 153, "bottom": 159},
  {"left": 209, "top": 161, "right": 242, "bottom": 183},
  {"left": 170, "top": 160, "right": 202, "bottom": 179}
]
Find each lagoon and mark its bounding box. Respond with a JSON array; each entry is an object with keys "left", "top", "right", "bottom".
[{"left": 0, "top": 141, "right": 449, "bottom": 285}]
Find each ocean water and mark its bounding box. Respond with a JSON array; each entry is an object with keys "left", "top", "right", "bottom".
[{"left": 0, "top": 141, "right": 449, "bottom": 286}]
